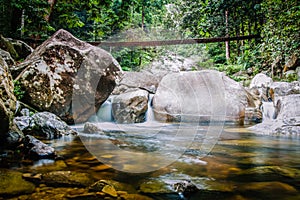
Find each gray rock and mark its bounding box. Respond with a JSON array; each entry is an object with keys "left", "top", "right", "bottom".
[
  {"left": 270, "top": 81, "right": 300, "bottom": 97},
  {"left": 15, "top": 29, "right": 122, "bottom": 124},
  {"left": 112, "top": 70, "right": 166, "bottom": 95},
  {"left": 249, "top": 94, "right": 300, "bottom": 136},
  {"left": 14, "top": 111, "right": 77, "bottom": 139},
  {"left": 249, "top": 73, "right": 273, "bottom": 89},
  {"left": 152, "top": 70, "right": 256, "bottom": 124},
  {"left": 83, "top": 122, "right": 103, "bottom": 133},
  {"left": 276, "top": 94, "right": 300, "bottom": 119},
  {"left": 112, "top": 89, "right": 149, "bottom": 123},
  {"left": 24, "top": 135, "right": 56, "bottom": 159}
]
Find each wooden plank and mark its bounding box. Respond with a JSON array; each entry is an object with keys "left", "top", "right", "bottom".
[{"left": 90, "top": 35, "right": 260, "bottom": 47}]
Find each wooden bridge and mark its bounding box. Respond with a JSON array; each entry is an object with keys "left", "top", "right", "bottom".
[{"left": 24, "top": 35, "right": 260, "bottom": 48}]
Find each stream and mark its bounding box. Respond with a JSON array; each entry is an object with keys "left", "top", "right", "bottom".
[{"left": 0, "top": 122, "right": 299, "bottom": 200}]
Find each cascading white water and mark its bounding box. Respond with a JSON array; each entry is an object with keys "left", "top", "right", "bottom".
[
  {"left": 87, "top": 96, "right": 114, "bottom": 122},
  {"left": 96, "top": 96, "right": 113, "bottom": 122},
  {"left": 146, "top": 93, "right": 155, "bottom": 122},
  {"left": 261, "top": 101, "right": 275, "bottom": 121}
]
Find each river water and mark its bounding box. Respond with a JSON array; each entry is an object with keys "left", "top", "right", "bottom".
[{"left": 1, "top": 122, "right": 299, "bottom": 200}]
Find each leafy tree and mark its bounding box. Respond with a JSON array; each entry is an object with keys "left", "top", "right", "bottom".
[{"left": 260, "top": 0, "right": 300, "bottom": 73}]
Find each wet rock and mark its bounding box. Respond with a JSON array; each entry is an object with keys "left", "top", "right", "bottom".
[
  {"left": 41, "top": 171, "right": 95, "bottom": 187},
  {"left": 89, "top": 180, "right": 117, "bottom": 197},
  {"left": 24, "top": 135, "right": 56, "bottom": 160},
  {"left": 112, "top": 89, "right": 149, "bottom": 123},
  {"left": 153, "top": 70, "right": 256, "bottom": 123},
  {"left": 14, "top": 111, "right": 77, "bottom": 139},
  {"left": 14, "top": 29, "right": 122, "bottom": 124},
  {"left": 139, "top": 179, "right": 175, "bottom": 194},
  {"left": 83, "top": 122, "right": 104, "bottom": 133},
  {"left": 0, "top": 170, "right": 35, "bottom": 196},
  {"left": 90, "top": 179, "right": 136, "bottom": 194},
  {"left": 173, "top": 180, "right": 200, "bottom": 198}
]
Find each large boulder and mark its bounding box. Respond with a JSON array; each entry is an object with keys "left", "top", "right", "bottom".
[
  {"left": 152, "top": 70, "right": 256, "bottom": 123},
  {"left": 112, "top": 89, "right": 149, "bottom": 123},
  {"left": 15, "top": 29, "right": 122, "bottom": 123},
  {"left": 0, "top": 57, "right": 18, "bottom": 137}
]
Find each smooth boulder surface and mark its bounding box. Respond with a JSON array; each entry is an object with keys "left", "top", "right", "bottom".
[
  {"left": 15, "top": 29, "right": 122, "bottom": 124},
  {"left": 152, "top": 70, "right": 255, "bottom": 123}
]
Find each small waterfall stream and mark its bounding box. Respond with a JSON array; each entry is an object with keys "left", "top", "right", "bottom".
[
  {"left": 261, "top": 101, "right": 275, "bottom": 121},
  {"left": 88, "top": 96, "right": 114, "bottom": 122},
  {"left": 146, "top": 93, "right": 155, "bottom": 122},
  {"left": 90, "top": 93, "right": 156, "bottom": 123},
  {"left": 96, "top": 97, "right": 113, "bottom": 122}
]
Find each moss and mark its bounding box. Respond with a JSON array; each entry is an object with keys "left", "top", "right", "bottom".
[{"left": 0, "top": 170, "right": 35, "bottom": 196}]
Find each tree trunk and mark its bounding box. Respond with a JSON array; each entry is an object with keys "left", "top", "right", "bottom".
[
  {"left": 45, "top": 0, "right": 57, "bottom": 22},
  {"left": 141, "top": 5, "right": 145, "bottom": 31},
  {"left": 225, "top": 9, "right": 230, "bottom": 60}
]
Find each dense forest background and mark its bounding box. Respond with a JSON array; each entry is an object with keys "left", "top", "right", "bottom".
[{"left": 0, "top": 0, "right": 299, "bottom": 83}]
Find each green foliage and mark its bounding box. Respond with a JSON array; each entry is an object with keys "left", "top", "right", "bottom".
[
  {"left": 112, "top": 47, "right": 157, "bottom": 71},
  {"left": 260, "top": 0, "right": 300, "bottom": 70},
  {"left": 13, "top": 80, "right": 25, "bottom": 100}
]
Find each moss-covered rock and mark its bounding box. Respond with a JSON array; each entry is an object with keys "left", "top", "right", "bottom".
[{"left": 0, "top": 170, "right": 35, "bottom": 197}]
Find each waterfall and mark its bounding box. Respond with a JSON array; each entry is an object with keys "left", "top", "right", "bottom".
[
  {"left": 261, "top": 101, "right": 275, "bottom": 122},
  {"left": 146, "top": 93, "right": 155, "bottom": 122},
  {"left": 95, "top": 96, "right": 114, "bottom": 122}
]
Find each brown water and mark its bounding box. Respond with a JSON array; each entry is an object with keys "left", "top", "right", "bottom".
[{"left": 0, "top": 124, "right": 299, "bottom": 200}]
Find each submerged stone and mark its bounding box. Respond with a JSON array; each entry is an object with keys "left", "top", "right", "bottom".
[
  {"left": 0, "top": 170, "right": 35, "bottom": 196},
  {"left": 41, "top": 171, "right": 95, "bottom": 187}
]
